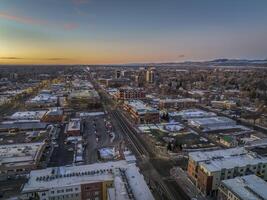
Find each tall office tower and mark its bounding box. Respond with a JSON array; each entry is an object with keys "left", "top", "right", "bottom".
[
  {"left": 115, "top": 70, "right": 121, "bottom": 79},
  {"left": 146, "top": 67, "right": 155, "bottom": 84}
]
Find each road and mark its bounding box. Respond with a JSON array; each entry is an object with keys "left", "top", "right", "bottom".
[
  {"left": 88, "top": 71, "right": 191, "bottom": 200},
  {"left": 112, "top": 109, "right": 190, "bottom": 200},
  {"left": 48, "top": 124, "right": 74, "bottom": 167}
]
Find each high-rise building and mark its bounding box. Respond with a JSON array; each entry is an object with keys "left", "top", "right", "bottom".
[
  {"left": 146, "top": 67, "right": 155, "bottom": 84},
  {"left": 115, "top": 70, "right": 121, "bottom": 79}
]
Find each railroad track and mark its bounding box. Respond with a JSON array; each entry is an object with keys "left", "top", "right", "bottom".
[
  {"left": 111, "top": 110, "right": 179, "bottom": 200},
  {"left": 111, "top": 110, "right": 149, "bottom": 158}
]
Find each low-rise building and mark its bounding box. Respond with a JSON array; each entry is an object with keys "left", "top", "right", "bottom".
[
  {"left": 159, "top": 98, "right": 198, "bottom": 110},
  {"left": 123, "top": 100, "right": 160, "bottom": 124},
  {"left": 9, "top": 111, "right": 47, "bottom": 121},
  {"left": 68, "top": 90, "right": 100, "bottom": 109},
  {"left": 21, "top": 160, "right": 154, "bottom": 200},
  {"left": 217, "top": 175, "right": 267, "bottom": 200},
  {"left": 0, "top": 142, "right": 46, "bottom": 180},
  {"left": 41, "top": 107, "right": 64, "bottom": 123},
  {"left": 115, "top": 87, "right": 145, "bottom": 101},
  {"left": 211, "top": 100, "right": 237, "bottom": 110},
  {"left": 169, "top": 109, "right": 217, "bottom": 121},
  {"left": 188, "top": 147, "right": 267, "bottom": 197},
  {"left": 27, "top": 91, "right": 58, "bottom": 108},
  {"left": 66, "top": 118, "right": 81, "bottom": 136},
  {"left": 188, "top": 116, "right": 236, "bottom": 132}
]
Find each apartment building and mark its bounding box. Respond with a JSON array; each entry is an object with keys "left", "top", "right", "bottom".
[
  {"left": 115, "top": 87, "right": 145, "bottom": 101},
  {"left": 188, "top": 147, "right": 267, "bottom": 197},
  {"left": 159, "top": 98, "right": 198, "bottom": 110},
  {"left": 123, "top": 100, "right": 160, "bottom": 124},
  {"left": 217, "top": 175, "right": 267, "bottom": 200},
  {"left": 21, "top": 160, "right": 154, "bottom": 200}
]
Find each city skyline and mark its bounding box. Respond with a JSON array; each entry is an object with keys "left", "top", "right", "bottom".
[{"left": 1, "top": 0, "right": 267, "bottom": 64}]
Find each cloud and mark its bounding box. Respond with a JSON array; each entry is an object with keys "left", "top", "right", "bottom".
[
  {"left": 45, "top": 57, "right": 70, "bottom": 61},
  {"left": 0, "top": 12, "right": 46, "bottom": 26},
  {"left": 63, "top": 23, "right": 79, "bottom": 30},
  {"left": 0, "top": 12, "right": 79, "bottom": 31},
  {"left": 0, "top": 57, "right": 70, "bottom": 61},
  {"left": 0, "top": 57, "right": 23, "bottom": 60}
]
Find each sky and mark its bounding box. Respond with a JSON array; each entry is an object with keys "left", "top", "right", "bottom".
[{"left": 0, "top": 0, "right": 267, "bottom": 64}]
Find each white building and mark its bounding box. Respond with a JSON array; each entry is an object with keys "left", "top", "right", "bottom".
[
  {"left": 188, "top": 116, "right": 236, "bottom": 131},
  {"left": 218, "top": 175, "right": 267, "bottom": 200},
  {"left": 21, "top": 160, "right": 154, "bottom": 200},
  {"left": 0, "top": 142, "right": 45, "bottom": 180},
  {"left": 188, "top": 147, "right": 267, "bottom": 196}
]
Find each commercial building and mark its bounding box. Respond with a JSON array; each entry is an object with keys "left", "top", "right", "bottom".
[
  {"left": 169, "top": 109, "right": 217, "bottom": 120},
  {"left": 159, "top": 98, "right": 198, "bottom": 110},
  {"left": 0, "top": 120, "right": 48, "bottom": 132},
  {"left": 115, "top": 87, "right": 145, "bottom": 101},
  {"left": 211, "top": 100, "right": 237, "bottom": 110},
  {"left": 146, "top": 67, "right": 155, "bottom": 84},
  {"left": 123, "top": 100, "right": 160, "bottom": 124},
  {"left": 9, "top": 111, "right": 47, "bottom": 121},
  {"left": 0, "top": 142, "right": 46, "bottom": 180},
  {"left": 21, "top": 160, "right": 154, "bottom": 200},
  {"left": 27, "top": 91, "right": 58, "bottom": 108},
  {"left": 41, "top": 107, "right": 64, "bottom": 123},
  {"left": 187, "top": 147, "right": 267, "bottom": 197},
  {"left": 68, "top": 90, "right": 100, "bottom": 109},
  {"left": 217, "top": 175, "right": 267, "bottom": 200},
  {"left": 188, "top": 116, "right": 236, "bottom": 132},
  {"left": 66, "top": 118, "right": 81, "bottom": 136},
  {"left": 106, "top": 78, "right": 130, "bottom": 87}
]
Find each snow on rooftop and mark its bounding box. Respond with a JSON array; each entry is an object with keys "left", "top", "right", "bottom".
[
  {"left": 126, "top": 100, "right": 158, "bottom": 114},
  {"left": 0, "top": 142, "right": 45, "bottom": 166},
  {"left": 169, "top": 109, "right": 216, "bottom": 119},
  {"left": 22, "top": 161, "right": 154, "bottom": 200},
  {"left": 189, "top": 147, "right": 247, "bottom": 162},
  {"left": 10, "top": 111, "right": 47, "bottom": 120},
  {"left": 221, "top": 175, "right": 267, "bottom": 200}
]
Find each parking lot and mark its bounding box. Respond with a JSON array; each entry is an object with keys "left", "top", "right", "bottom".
[{"left": 82, "top": 114, "right": 121, "bottom": 164}]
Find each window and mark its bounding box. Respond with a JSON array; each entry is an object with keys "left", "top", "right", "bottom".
[
  {"left": 42, "top": 193, "right": 46, "bottom": 196},
  {"left": 66, "top": 188, "right": 73, "bottom": 192}
]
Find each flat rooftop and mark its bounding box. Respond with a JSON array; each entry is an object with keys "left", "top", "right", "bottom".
[
  {"left": 0, "top": 142, "right": 45, "bottom": 167},
  {"left": 9, "top": 111, "right": 47, "bottom": 120},
  {"left": 189, "top": 147, "right": 247, "bottom": 162},
  {"left": 188, "top": 116, "right": 235, "bottom": 126},
  {"left": 69, "top": 89, "right": 99, "bottom": 99},
  {"left": 221, "top": 175, "right": 267, "bottom": 200},
  {"left": 0, "top": 121, "right": 48, "bottom": 131},
  {"left": 160, "top": 98, "right": 198, "bottom": 103},
  {"left": 22, "top": 160, "right": 154, "bottom": 200},
  {"left": 169, "top": 109, "right": 217, "bottom": 119},
  {"left": 200, "top": 152, "right": 267, "bottom": 172},
  {"left": 67, "top": 118, "right": 80, "bottom": 132},
  {"left": 125, "top": 100, "right": 158, "bottom": 114}
]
